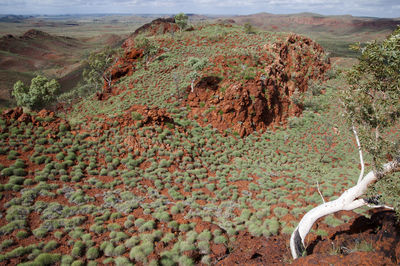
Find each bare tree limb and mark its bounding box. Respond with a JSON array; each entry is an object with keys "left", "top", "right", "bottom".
[
  {"left": 290, "top": 158, "right": 400, "bottom": 259},
  {"left": 316, "top": 181, "right": 325, "bottom": 203},
  {"left": 352, "top": 124, "right": 365, "bottom": 184}
]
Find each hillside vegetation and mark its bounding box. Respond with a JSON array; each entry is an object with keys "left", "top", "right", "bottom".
[
  {"left": 0, "top": 29, "right": 124, "bottom": 108},
  {"left": 0, "top": 19, "right": 399, "bottom": 265}
]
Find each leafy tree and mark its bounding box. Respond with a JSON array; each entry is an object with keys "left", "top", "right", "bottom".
[
  {"left": 12, "top": 75, "right": 59, "bottom": 110},
  {"left": 244, "top": 23, "right": 256, "bottom": 34},
  {"left": 83, "top": 46, "right": 122, "bottom": 91},
  {"left": 134, "top": 35, "right": 159, "bottom": 67},
  {"left": 290, "top": 27, "right": 400, "bottom": 259},
  {"left": 185, "top": 57, "right": 208, "bottom": 92},
  {"left": 175, "top": 13, "right": 188, "bottom": 31}
]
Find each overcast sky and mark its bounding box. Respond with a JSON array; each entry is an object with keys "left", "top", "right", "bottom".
[{"left": 0, "top": 0, "right": 399, "bottom": 18}]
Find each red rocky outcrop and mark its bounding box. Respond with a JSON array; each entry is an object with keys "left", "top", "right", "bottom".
[
  {"left": 1, "top": 107, "right": 70, "bottom": 133},
  {"left": 185, "top": 34, "right": 330, "bottom": 137},
  {"left": 98, "top": 18, "right": 180, "bottom": 98}
]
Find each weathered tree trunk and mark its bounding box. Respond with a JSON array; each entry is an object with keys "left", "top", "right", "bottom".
[
  {"left": 191, "top": 80, "right": 195, "bottom": 93},
  {"left": 290, "top": 158, "right": 400, "bottom": 259}
]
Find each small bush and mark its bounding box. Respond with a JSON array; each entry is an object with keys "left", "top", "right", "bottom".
[
  {"left": 86, "top": 247, "right": 99, "bottom": 260},
  {"left": 43, "top": 240, "right": 58, "bottom": 252},
  {"left": 112, "top": 245, "right": 125, "bottom": 256},
  {"left": 124, "top": 236, "right": 140, "bottom": 248},
  {"left": 129, "top": 246, "right": 146, "bottom": 262},
  {"left": 16, "top": 230, "right": 29, "bottom": 239},
  {"left": 33, "top": 253, "right": 61, "bottom": 265},
  {"left": 71, "top": 241, "right": 85, "bottom": 258},
  {"left": 1, "top": 168, "right": 14, "bottom": 176},
  {"left": 115, "top": 256, "right": 133, "bottom": 266},
  {"left": 131, "top": 111, "right": 143, "bottom": 121},
  {"left": 71, "top": 260, "right": 85, "bottom": 266},
  {"left": 214, "top": 235, "right": 227, "bottom": 244}
]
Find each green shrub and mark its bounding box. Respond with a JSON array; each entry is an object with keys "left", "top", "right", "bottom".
[
  {"left": 264, "top": 218, "right": 280, "bottom": 235},
  {"left": 139, "top": 220, "right": 155, "bottom": 232},
  {"left": 1, "top": 168, "right": 13, "bottom": 176},
  {"left": 178, "top": 255, "right": 194, "bottom": 266},
  {"left": 198, "top": 240, "right": 210, "bottom": 254},
  {"left": 155, "top": 211, "right": 171, "bottom": 222},
  {"left": 8, "top": 176, "right": 25, "bottom": 185},
  {"left": 33, "top": 253, "right": 61, "bottom": 265},
  {"left": 129, "top": 246, "right": 146, "bottom": 262},
  {"left": 0, "top": 239, "right": 14, "bottom": 251},
  {"left": 5, "top": 245, "right": 34, "bottom": 259},
  {"left": 43, "top": 240, "right": 58, "bottom": 252},
  {"left": 33, "top": 227, "right": 48, "bottom": 238},
  {"left": 12, "top": 75, "right": 59, "bottom": 109},
  {"left": 248, "top": 221, "right": 265, "bottom": 236},
  {"left": 59, "top": 123, "right": 69, "bottom": 132},
  {"left": 71, "top": 260, "right": 85, "bottom": 266},
  {"left": 71, "top": 241, "right": 85, "bottom": 258},
  {"left": 115, "top": 256, "right": 133, "bottom": 266},
  {"left": 113, "top": 245, "right": 126, "bottom": 256},
  {"left": 273, "top": 207, "right": 289, "bottom": 218},
  {"left": 167, "top": 220, "right": 179, "bottom": 230},
  {"left": 180, "top": 241, "right": 195, "bottom": 252},
  {"left": 103, "top": 242, "right": 115, "bottom": 257},
  {"left": 107, "top": 223, "right": 121, "bottom": 231},
  {"left": 131, "top": 111, "right": 143, "bottom": 121},
  {"left": 125, "top": 236, "right": 140, "bottom": 248},
  {"left": 214, "top": 235, "right": 227, "bottom": 244},
  {"left": 102, "top": 258, "right": 114, "bottom": 264},
  {"left": 54, "top": 231, "right": 63, "bottom": 239},
  {"left": 13, "top": 159, "right": 26, "bottom": 168},
  {"left": 134, "top": 218, "right": 145, "bottom": 227},
  {"left": 86, "top": 247, "right": 99, "bottom": 260},
  {"left": 16, "top": 230, "right": 29, "bottom": 239},
  {"left": 56, "top": 152, "right": 65, "bottom": 160},
  {"left": 61, "top": 255, "right": 73, "bottom": 265},
  {"left": 161, "top": 232, "right": 174, "bottom": 244},
  {"left": 198, "top": 230, "right": 212, "bottom": 241},
  {"left": 178, "top": 223, "right": 190, "bottom": 232}
]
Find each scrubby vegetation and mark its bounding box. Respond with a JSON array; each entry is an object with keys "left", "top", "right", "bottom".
[{"left": 0, "top": 17, "right": 398, "bottom": 265}]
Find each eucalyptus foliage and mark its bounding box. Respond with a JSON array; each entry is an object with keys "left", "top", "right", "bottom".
[
  {"left": 185, "top": 57, "right": 208, "bottom": 92},
  {"left": 174, "top": 13, "right": 188, "bottom": 31},
  {"left": 134, "top": 35, "right": 159, "bottom": 66},
  {"left": 12, "top": 75, "right": 59, "bottom": 110},
  {"left": 83, "top": 46, "right": 122, "bottom": 91},
  {"left": 345, "top": 27, "right": 400, "bottom": 216},
  {"left": 343, "top": 27, "right": 400, "bottom": 169}
]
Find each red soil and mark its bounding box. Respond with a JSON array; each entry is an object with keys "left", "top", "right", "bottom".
[{"left": 216, "top": 210, "right": 399, "bottom": 265}]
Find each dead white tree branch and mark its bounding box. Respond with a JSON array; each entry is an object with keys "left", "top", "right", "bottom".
[
  {"left": 352, "top": 124, "right": 365, "bottom": 184},
  {"left": 316, "top": 181, "right": 325, "bottom": 203},
  {"left": 290, "top": 158, "right": 400, "bottom": 259}
]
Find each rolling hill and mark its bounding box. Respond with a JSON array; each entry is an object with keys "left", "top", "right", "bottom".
[
  {"left": 0, "top": 29, "right": 124, "bottom": 108},
  {"left": 229, "top": 12, "right": 400, "bottom": 57}
]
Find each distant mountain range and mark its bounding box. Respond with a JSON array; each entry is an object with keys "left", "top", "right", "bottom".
[{"left": 230, "top": 12, "right": 400, "bottom": 34}]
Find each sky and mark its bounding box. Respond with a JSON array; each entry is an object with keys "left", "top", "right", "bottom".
[{"left": 0, "top": 0, "right": 399, "bottom": 18}]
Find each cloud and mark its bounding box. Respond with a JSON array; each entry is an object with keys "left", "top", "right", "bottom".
[{"left": 0, "top": 0, "right": 399, "bottom": 17}]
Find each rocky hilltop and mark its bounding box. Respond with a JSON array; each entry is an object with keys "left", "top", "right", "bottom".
[{"left": 101, "top": 18, "right": 330, "bottom": 136}]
